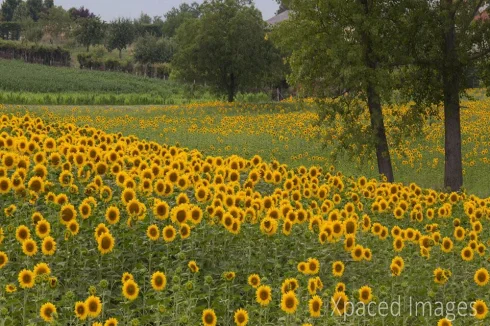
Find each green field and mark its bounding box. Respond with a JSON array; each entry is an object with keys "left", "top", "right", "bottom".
[{"left": 0, "top": 59, "right": 215, "bottom": 105}]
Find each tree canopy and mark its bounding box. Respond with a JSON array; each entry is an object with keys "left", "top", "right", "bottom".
[{"left": 173, "top": 0, "right": 277, "bottom": 102}]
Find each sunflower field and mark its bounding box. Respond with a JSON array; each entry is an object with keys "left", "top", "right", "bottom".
[{"left": 0, "top": 99, "right": 489, "bottom": 326}]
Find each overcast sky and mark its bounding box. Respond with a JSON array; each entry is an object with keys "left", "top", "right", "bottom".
[{"left": 52, "top": 0, "right": 279, "bottom": 21}]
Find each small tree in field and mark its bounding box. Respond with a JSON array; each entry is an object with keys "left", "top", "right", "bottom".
[
  {"left": 107, "top": 18, "right": 135, "bottom": 59},
  {"left": 173, "top": 0, "right": 275, "bottom": 102},
  {"left": 74, "top": 16, "right": 105, "bottom": 52}
]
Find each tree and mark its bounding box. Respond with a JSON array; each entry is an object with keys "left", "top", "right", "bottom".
[
  {"left": 173, "top": 0, "right": 275, "bottom": 102},
  {"left": 43, "top": 0, "right": 54, "bottom": 10},
  {"left": 74, "top": 16, "right": 105, "bottom": 52},
  {"left": 26, "top": 0, "right": 43, "bottom": 21},
  {"left": 162, "top": 2, "right": 200, "bottom": 37},
  {"left": 134, "top": 35, "right": 175, "bottom": 64},
  {"left": 40, "top": 5, "right": 71, "bottom": 43},
  {"left": 1, "top": 0, "right": 21, "bottom": 21},
  {"left": 136, "top": 12, "right": 152, "bottom": 24},
  {"left": 68, "top": 6, "right": 95, "bottom": 20},
  {"left": 398, "top": 1, "right": 490, "bottom": 191},
  {"left": 12, "top": 1, "right": 30, "bottom": 21},
  {"left": 107, "top": 18, "right": 135, "bottom": 59},
  {"left": 273, "top": 0, "right": 425, "bottom": 182}
]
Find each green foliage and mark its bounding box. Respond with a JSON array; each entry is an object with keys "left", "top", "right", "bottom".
[
  {"left": 133, "top": 35, "right": 175, "bottom": 64},
  {"left": 173, "top": 0, "right": 278, "bottom": 102},
  {"left": 162, "top": 2, "right": 200, "bottom": 37},
  {"left": 107, "top": 18, "right": 136, "bottom": 59},
  {"left": 73, "top": 16, "right": 105, "bottom": 52},
  {"left": 0, "top": 0, "right": 21, "bottom": 22},
  {"left": 26, "top": 0, "right": 43, "bottom": 21},
  {"left": 0, "top": 22, "right": 21, "bottom": 40},
  {"left": 0, "top": 40, "right": 70, "bottom": 65},
  {"left": 39, "top": 5, "right": 72, "bottom": 43}
]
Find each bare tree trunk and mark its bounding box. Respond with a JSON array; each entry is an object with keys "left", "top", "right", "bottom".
[
  {"left": 442, "top": 15, "right": 463, "bottom": 191},
  {"left": 360, "top": 0, "right": 394, "bottom": 182},
  {"left": 227, "top": 73, "right": 235, "bottom": 102}
]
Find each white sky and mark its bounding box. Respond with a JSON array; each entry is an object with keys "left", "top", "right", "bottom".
[{"left": 51, "top": 0, "right": 280, "bottom": 21}]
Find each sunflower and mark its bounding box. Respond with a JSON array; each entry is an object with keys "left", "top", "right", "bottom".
[
  {"left": 94, "top": 223, "right": 109, "bottom": 239},
  {"left": 351, "top": 245, "right": 364, "bottom": 261},
  {"left": 256, "top": 285, "right": 272, "bottom": 306},
  {"left": 188, "top": 260, "right": 199, "bottom": 273},
  {"left": 473, "top": 299, "right": 488, "bottom": 320},
  {"left": 60, "top": 204, "right": 77, "bottom": 225},
  {"left": 332, "top": 261, "right": 344, "bottom": 277},
  {"left": 146, "top": 225, "right": 160, "bottom": 241},
  {"left": 67, "top": 220, "right": 80, "bottom": 235},
  {"left": 434, "top": 267, "right": 448, "bottom": 285},
  {"left": 179, "top": 223, "right": 191, "bottom": 239},
  {"left": 42, "top": 236, "right": 57, "bottom": 256},
  {"left": 16, "top": 225, "right": 31, "bottom": 242},
  {"left": 359, "top": 286, "right": 373, "bottom": 304},
  {"left": 461, "top": 246, "right": 474, "bottom": 261},
  {"left": 0, "top": 176, "right": 11, "bottom": 194},
  {"left": 6, "top": 284, "right": 17, "bottom": 293},
  {"left": 28, "top": 176, "right": 45, "bottom": 193},
  {"left": 97, "top": 232, "right": 115, "bottom": 255},
  {"left": 18, "top": 269, "right": 35, "bottom": 288},
  {"left": 441, "top": 237, "right": 453, "bottom": 253},
  {"left": 35, "top": 219, "right": 50, "bottom": 239},
  {"left": 74, "top": 301, "right": 88, "bottom": 320},
  {"left": 308, "top": 278, "right": 317, "bottom": 295},
  {"left": 247, "top": 274, "right": 261, "bottom": 288},
  {"left": 153, "top": 200, "right": 170, "bottom": 220},
  {"left": 162, "top": 225, "right": 176, "bottom": 242},
  {"left": 234, "top": 308, "right": 249, "bottom": 326},
  {"left": 40, "top": 302, "right": 56, "bottom": 322},
  {"left": 393, "top": 237, "right": 404, "bottom": 252},
  {"left": 202, "top": 309, "right": 217, "bottom": 326},
  {"left": 0, "top": 251, "right": 8, "bottom": 269},
  {"left": 223, "top": 271, "right": 236, "bottom": 281},
  {"left": 306, "top": 257, "right": 320, "bottom": 275},
  {"left": 105, "top": 206, "right": 120, "bottom": 225},
  {"left": 281, "top": 278, "right": 299, "bottom": 294},
  {"left": 122, "top": 279, "right": 139, "bottom": 300},
  {"left": 151, "top": 271, "right": 167, "bottom": 291},
  {"left": 331, "top": 291, "right": 349, "bottom": 316},
  {"left": 281, "top": 291, "right": 299, "bottom": 314},
  {"left": 85, "top": 295, "right": 102, "bottom": 318},
  {"left": 474, "top": 268, "right": 489, "bottom": 286},
  {"left": 121, "top": 272, "right": 134, "bottom": 283},
  {"left": 309, "top": 295, "right": 323, "bottom": 318},
  {"left": 437, "top": 318, "right": 452, "bottom": 326},
  {"left": 34, "top": 262, "right": 51, "bottom": 276},
  {"left": 22, "top": 238, "right": 38, "bottom": 256}
]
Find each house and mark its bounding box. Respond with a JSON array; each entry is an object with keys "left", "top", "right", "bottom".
[{"left": 266, "top": 10, "right": 290, "bottom": 26}]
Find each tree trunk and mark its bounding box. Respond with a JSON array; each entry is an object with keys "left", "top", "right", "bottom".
[
  {"left": 442, "top": 16, "right": 463, "bottom": 191},
  {"left": 360, "top": 0, "right": 394, "bottom": 182},
  {"left": 367, "top": 85, "right": 395, "bottom": 182},
  {"left": 227, "top": 73, "right": 235, "bottom": 102}
]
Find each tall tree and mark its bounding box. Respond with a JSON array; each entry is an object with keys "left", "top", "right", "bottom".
[
  {"left": 107, "top": 18, "right": 135, "bottom": 58},
  {"left": 400, "top": 1, "right": 490, "bottom": 191},
  {"left": 162, "top": 2, "right": 200, "bottom": 37},
  {"left": 74, "top": 16, "right": 105, "bottom": 51},
  {"left": 273, "top": 0, "right": 420, "bottom": 182},
  {"left": 1, "top": 0, "right": 21, "bottom": 21},
  {"left": 26, "top": 0, "right": 43, "bottom": 21},
  {"left": 40, "top": 5, "right": 71, "bottom": 43},
  {"left": 68, "top": 6, "right": 95, "bottom": 20},
  {"left": 274, "top": 0, "right": 290, "bottom": 14},
  {"left": 173, "top": 0, "right": 275, "bottom": 102}
]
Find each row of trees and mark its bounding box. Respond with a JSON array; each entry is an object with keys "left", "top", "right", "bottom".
[{"left": 273, "top": 0, "right": 490, "bottom": 192}]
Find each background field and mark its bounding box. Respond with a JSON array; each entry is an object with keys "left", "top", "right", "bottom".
[
  {"left": 0, "top": 59, "right": 217, "bottom": 105},
  {"left": 2, "top": 97, "right": 489, "bottom": 197}
]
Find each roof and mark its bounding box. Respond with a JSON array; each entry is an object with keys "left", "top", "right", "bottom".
[{"left": 266, "top": 10, "right": 290, "bottom": 25}]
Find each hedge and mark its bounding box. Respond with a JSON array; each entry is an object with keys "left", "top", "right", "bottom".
[
  {"left": 0, "top": 40, "right": 71, "bottom": 66},
  {"left": 77, "top": 53, "right": 171, "bottom": 79}
]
